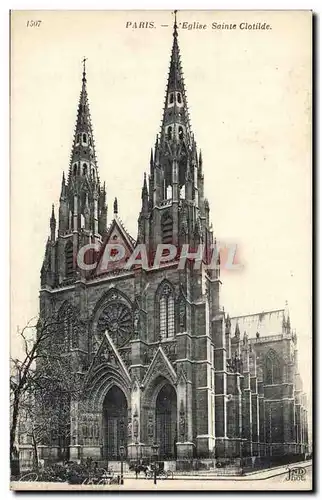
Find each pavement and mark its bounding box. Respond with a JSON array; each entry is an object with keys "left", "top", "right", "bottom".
[{"left": 11, "top": 461, "right": 312, "bottom": 491}]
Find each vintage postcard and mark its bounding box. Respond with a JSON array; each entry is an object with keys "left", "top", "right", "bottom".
[{"left": 10, "top": 10, "right": 312, "bottom": 491}]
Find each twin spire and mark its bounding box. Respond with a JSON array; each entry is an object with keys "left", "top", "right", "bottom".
[
  {"left": 160, "top": 11, "right": 192, "bottom": 147},
  {"left": 67, "top": 56, "right": 99, "bottom": 186},
  {"left": 67, "top": 11, "right": 193, "bottom": 195},
  {"left": 56, "top": 12, "right": 199, "bottom": 242}
]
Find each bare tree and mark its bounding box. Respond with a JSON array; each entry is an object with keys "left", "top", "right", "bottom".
[{"left": 10, "top": 314, "right": 83, "bottom": 471}]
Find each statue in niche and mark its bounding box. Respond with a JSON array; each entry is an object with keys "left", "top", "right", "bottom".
[
  {"left": 179, "top": 299, "right": 186, "bottom": 331},
  {"left": 179, "top": 401, "right": 186, "bottom": 439},
  {"left": 119, "top": 419, "right": 125, "bottom": 442},
  {"left": 127, "top": 421, "right": 132, "bottom": 439},
  {"left": 133, "top": 418, "right": 139, "bottom": 438},
  {"left": 134, "top": 309, "right": 140, "bottom": 336},
  {"left": 143, "top": 350, "right": 149, "bottom": 365},
  {"left": 109, "top": 351, "right": 116, "bottom": 365},
  {"left": 179, "top": 414, "right": 185, "bottom": 440},
  {"left": 147, "top": 413, "right": 154, "bottom": 439}
]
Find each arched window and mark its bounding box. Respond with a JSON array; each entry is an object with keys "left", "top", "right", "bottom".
[
  {"left": 167, "top": 126, "right": 172, "bottom": 140},
  {"left": 73, "top": 163, "right": 77, "bottom": 176},
  {"left": 178, "top": 126, "right": 184, "bottom": 141},
  {"left": 57, "top": 302, "right": 78, "bottom": 351},
  {"left": 65, "top": 241, "right": 74, "bottom": 277},
  {"left": 82, "top": 133, "right": 87, "bottom": 144},
  {"left": 162, "top": 213, "right": 173, "bottom": 244},
  {"left": 177, "top": 92, "right": 182, "bottom": 104},
  {"left": 158, "top": 282, "right": 175, "bottom": 339},
  {"left": 76, "top": 134, "right": 80, "bottom": 144},
  {"left": 82, "top": 163, "right": 87, "bottom": 175},
  {"left": 264, "top": 350, "right": 282, "bottom": 385},
  {"left": 169, "top": 93, "right": 174, "bottom": 105}
]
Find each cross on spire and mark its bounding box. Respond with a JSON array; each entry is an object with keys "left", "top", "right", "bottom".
[
  {"left": 173, "top": 9, "right": 178, "bottom": 37},
  {"left": 82, "top": 57, "right": 87, "bottom": 81},
  {"left": 67, "top": 57, "right": 99, "bottom": 187},
  {"left": 159, "top": 9, "right": 192, "bottom": 145}
]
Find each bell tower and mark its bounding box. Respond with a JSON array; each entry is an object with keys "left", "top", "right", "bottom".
[
  {"left": 41, "top": 60, "right": 108, "bottom": 287},
  {"left": 137, "top": 14, "right": 214, "bottom": 269}
]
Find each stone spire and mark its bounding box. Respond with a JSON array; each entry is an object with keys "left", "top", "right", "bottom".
[
  {"left": 68, "top": 58, "right": 99, "bottom": 186},
  {"left": 159, "top": 11, "right": 192, "bottom": 148},
  {"left": 50, "top": 204, "right": 56, "bottom": 242},
  {"left": 113, "top": 197, "right": 118, "bottom": 216},
  {"left": 135, "top": 12, "right": 213, "bottom": 259},
  {"left": 57, "top": 60, "right": 107, "bottom": 241},
  {"left": 282, "top": 300, "right": 291, "bottom": 334},
  {"left": 141, "top": 172, "right": 148, "bottom": 199}
]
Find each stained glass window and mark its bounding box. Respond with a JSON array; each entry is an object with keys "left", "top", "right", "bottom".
[
  {"left": 264, "top": 350, "right": 282, "bottom": 385},
  {"left": 160, "top": 296, "right": 167, "bottom": 337},
  {"left": 159, "top": 283, "right": 175, "bottom": 339},
  {"left": 65, "top": 241, "right": 73, "bottom": 277}
]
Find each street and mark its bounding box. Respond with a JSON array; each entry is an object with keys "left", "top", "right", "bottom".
[{"left": 11, "top": 465, "right": 312, "bottom": 491}]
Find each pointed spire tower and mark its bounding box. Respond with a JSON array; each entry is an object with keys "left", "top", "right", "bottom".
[
  {"left": 160, "top": 11, "right": 192, "bottom": 149},
  {"left": 52, "top": 59, "right": 108, "bottom": 284},
  {"left": 57, "top": 59, "right": 108, "bottom": 242},
  {"left": 68, "top": 58, "right": 99, "bottom": 185},
  {"left": 139, "top": 11, "right": 213, "bottom": 263}
]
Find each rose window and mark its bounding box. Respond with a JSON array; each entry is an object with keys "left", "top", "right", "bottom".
[{"left": 96, "top": 302, "right": 133, "bottom": 348}]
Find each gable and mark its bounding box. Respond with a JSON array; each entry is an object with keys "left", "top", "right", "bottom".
[
  {"left": 84, "top": 331, "right": 131, "bottom": 387},
  {"left": 142, "top": 346, "right": 177, "bottom": 388},
  {"left": 94, "top": 218, "right": 135, "bottom": 277}
]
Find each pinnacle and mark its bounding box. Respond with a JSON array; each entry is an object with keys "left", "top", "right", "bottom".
[
  {"left": 113, "top": 197, "right": 118, "bottom": 215},
  {"left": 68, "top": 60, "right": 99, "bottom": 185}
]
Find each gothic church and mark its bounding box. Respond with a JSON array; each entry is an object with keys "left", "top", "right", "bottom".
[{"left": 39, "top": 18, "right": 309, "bottom": 465}]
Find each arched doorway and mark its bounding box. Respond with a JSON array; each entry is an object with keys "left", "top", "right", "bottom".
[
  {"left": 155, "top": 384, "right": 177, "bottom": 459},
  {"left": 103, "top": 386, "right": 127, "bottom": 460}
]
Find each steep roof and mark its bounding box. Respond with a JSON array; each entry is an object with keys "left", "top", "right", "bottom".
[{"left": 230, "top": 308, "right": 285, "bottom": 339}]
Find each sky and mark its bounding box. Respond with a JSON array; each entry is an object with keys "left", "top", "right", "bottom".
[{"left": 10, "top": 10, "right": 311, "bottom": 394}]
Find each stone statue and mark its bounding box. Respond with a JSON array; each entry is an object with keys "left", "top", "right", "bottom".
[
  {"left": 179, "top": 415, "right": 185, "bottom": 439},
  {"left": 148, "top": 414, "right": 154, "bottom": 439},
  {"left": 179, "top": 300, "right": 186, "bottom": 329},
  {"left": 134, "top": 309, "right": 140, "bottom": 335},
  {"left": 133, "top": 418, "right": 139, "bottom": 438}
]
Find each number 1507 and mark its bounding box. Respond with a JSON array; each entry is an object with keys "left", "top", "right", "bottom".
[{"left": 26, "top": 20, "right": 42, "bottom": 27}]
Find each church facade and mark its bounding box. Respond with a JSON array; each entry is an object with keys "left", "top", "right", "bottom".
[{"left": 39, "top": 20, "right": 309, "bottom": 465}]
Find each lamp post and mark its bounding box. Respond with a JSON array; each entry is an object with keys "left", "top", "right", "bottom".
[
  {"left": 151, "top": 443, "right": 159, "bottom": 485},
  {"left": 240, "top": 439, "right": 244, "bottom": 475},
  {"left": 119, "top": 445, "right": 124, "bottom": 485},
  {"left": 136, "top": 440, "right": 139, "bottom": 464}
]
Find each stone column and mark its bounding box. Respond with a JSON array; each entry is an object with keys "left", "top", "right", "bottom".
[
  {"left": 176, "top": 370, "right": 194, "bottom": 459},
  {"left": 127, "top": 380, "right": 144, "bottom": 460},
  {"left": 249, "top": 348, "right": 259, "bottom": 456},
  {"left": 69, "top": 400, "right": 81, "bottom": 462},
  {"left": 195, "top": 301, "right": 215, "bottom": 456},
  {"left": 213, "top": 312, "right": 227, "bottom": 458},
  {"left": 241, "top": 344, "right": 252, "bottom": 457}
]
